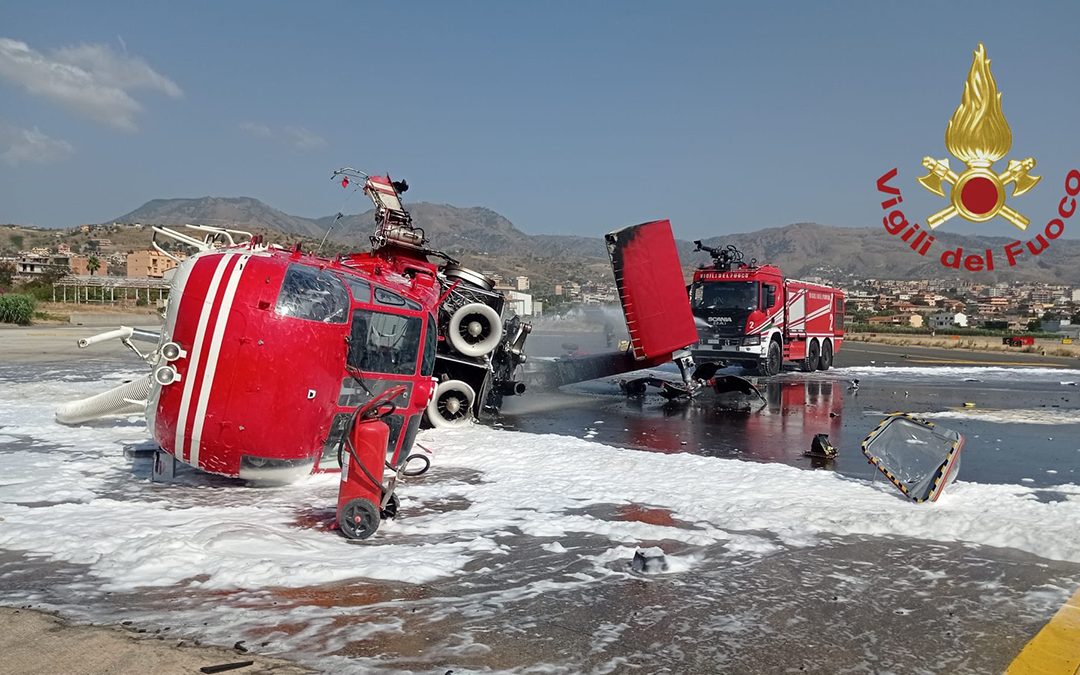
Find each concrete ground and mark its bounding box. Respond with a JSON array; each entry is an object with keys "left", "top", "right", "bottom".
[
  {"left": 0, "top": 607, "right": 310, "bottom": 675},
  {"left": 837, "top": 337, "right": 1080, "bottom": 368},
  {"left": 0, "top": 324, "right": 152, "bottom": 362},
  {"left": 846, "top": 331, "right": 1080, "bottom": 358}
]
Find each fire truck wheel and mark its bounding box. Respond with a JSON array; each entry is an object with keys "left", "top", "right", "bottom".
[
  {"left": 801, "top": 340, "right": 820, "bottom": 372},
  {"left": 339, "top": 498, "right": 380, "bottom": 540},
  {"left": 818, "top": 340, "right": 833, "bottom": 370},
  {"left": 759, "top": 340, "right": 782, "bottom": 377}
]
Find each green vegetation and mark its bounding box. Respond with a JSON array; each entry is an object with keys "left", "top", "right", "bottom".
[
  {"left": 0, "top": 294, "right": 35, "bottom": 325},
  {"left": 0, "top": 262, "right": 14, "bottom": 291},
  {"left": 848, "top": 323, "right": 1063, "bottom": 338}
]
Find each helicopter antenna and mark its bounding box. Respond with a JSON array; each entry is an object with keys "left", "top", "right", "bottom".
[
  {"left": 319, "top": 168, "right": 370, "bottom": 254},
  {"left": 318, "top": 212, "right": 344, "bottom": 253}
]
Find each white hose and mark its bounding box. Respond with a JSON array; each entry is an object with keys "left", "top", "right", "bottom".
[
  {"left": 78, "top": 327, "right": 135, "bottom": 348},
  {"left": 55, "top": 376, "right": 153, "bottom": 425}
]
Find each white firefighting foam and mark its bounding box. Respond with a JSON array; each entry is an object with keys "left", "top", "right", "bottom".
[
  {"left": 1, "top": 372, "right": 1080, "bottom": 597},
  {"left": 831, "top": 365, "right": 1080, "bottom": 381}
]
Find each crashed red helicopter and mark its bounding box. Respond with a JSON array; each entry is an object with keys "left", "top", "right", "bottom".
[{"left": 57, "top": 170, "right": 707, "bottom": 539}]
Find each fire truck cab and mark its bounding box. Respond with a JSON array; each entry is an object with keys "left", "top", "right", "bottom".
[{"left": 689, "top": 243, "right": 845, "bottom": 376}]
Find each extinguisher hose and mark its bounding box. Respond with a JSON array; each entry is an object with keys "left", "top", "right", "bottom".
[
  {"left": 338, "top": 408, "right": 393, "bottom": 498},
  {"left": 336, "top": 385, "right": 406, "bottom": 498}
]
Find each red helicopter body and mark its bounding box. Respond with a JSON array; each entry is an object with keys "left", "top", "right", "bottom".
[{"left": 146, "top": 241, "right": 440, "bottom": 481}]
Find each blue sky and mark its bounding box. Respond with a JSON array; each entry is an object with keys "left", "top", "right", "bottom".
[{"left": 1, "top": 1, "right": 1078, "bottom": 241}]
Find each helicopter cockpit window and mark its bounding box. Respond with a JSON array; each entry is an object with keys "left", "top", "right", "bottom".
[
  {"left": 342, "top": 276, "right": 371, "bottom": 303},
  {"left": 347, "top": 309, "right": 423, "bottom": 375},
  {"left": 374, "top": 286, "right": 422, "bottom": 311},
  {"left": 275, "top": 265, "right": 349, "bottom": 324},
  {"left": 421, "top": 314, "right": 436, "bottom": 376}
]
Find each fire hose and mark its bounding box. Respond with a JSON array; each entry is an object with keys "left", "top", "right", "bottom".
[{"left": 55, "top": 375, "right": 153, "bottom": 425}]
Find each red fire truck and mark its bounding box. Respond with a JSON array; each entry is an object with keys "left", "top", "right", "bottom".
[{"left": 689, "top": 243, "right": 845, "bottom": 376}]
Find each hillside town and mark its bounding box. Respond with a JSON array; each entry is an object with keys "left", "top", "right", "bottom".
[
  {"left": 825, "top": 276, "right": 1080, "bottom": 338},
  {"left": 0, "top": 222, "right": 550, "bottom": 316},
  {"left": 4, "top": 221, "right": 1080, "bottom": 335}
]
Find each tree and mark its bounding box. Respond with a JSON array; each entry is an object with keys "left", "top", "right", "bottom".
[
  {"left": 9, "top": 234, "right": 23, "bottom": 250},
  {"left": 87, "top": 256, "right": 100, "bottom": 276},
  {"left": 0, "top": 261, "right": 14, "bottom": 290}
]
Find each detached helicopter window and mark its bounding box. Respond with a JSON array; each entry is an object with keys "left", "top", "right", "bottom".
[
  {"left": 347, "top": 309, "right": 423, "bottom": 375},
  {"left": 275, "top": 265, "right": 349, "bottom": 323},
  {"left": 697, "top": 282, "right": 759, "bottom": 311},
  {"left": 374, "top": 286, "right": 422, "bottom": 311}
]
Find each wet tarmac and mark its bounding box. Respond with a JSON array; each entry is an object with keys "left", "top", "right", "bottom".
[
  {"left": 3, "top": 326, "right": 1080, "bottom": 673},
  {"left": 2, "top": 527, "right": 1075, "bottom": 674},
  {"left": 510, "top": 328, "right": 1080, "bottom": 489}
]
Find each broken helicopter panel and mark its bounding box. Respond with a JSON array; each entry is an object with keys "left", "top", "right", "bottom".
[
  {"left": 861, "top": 413, "right": 964, "bottom": 502},
  {"left": 541, "top": 220, "right": 705, "bottom": 397}
]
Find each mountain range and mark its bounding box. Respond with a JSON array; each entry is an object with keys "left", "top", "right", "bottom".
[{"left": 109, "top": 197, "right": 1080, "bottom": 287}]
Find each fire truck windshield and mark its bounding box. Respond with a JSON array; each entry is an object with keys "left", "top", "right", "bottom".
[{"left": 692, "top": 281, "right": 759, "bottom": 311}]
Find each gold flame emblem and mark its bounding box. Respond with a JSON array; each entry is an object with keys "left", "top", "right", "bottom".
[{"left": 918, "top": 43, "right": 1040, "bottom": 230}]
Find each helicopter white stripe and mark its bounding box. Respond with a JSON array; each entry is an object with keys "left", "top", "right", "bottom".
[
  {"left": 175, "top": 253, "right": 234, "bottom": 461},
  {"left": 189, "top": 254, "right": 250, "bottom": 468}
]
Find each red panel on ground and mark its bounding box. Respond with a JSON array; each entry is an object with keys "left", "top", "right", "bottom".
[{"left": 606, "top": 220, "right": 698, "bottom": 361}]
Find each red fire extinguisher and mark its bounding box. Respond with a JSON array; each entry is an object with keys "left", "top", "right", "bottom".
[{"left": 337, "top": 385, "right": 407, "bottom": 540}]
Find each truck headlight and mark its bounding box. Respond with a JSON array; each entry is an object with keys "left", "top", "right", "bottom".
[{"left": 742, "top": 335, "right": 761, "bottom": 346}]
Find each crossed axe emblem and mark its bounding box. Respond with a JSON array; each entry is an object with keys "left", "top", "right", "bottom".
[{"left": 918, "top": 156, "right": 1040, "bottom": 230}]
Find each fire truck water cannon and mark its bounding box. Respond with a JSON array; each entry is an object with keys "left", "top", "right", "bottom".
[{"left": 693, "top": 241, "right": 756, "bottom": 272}]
